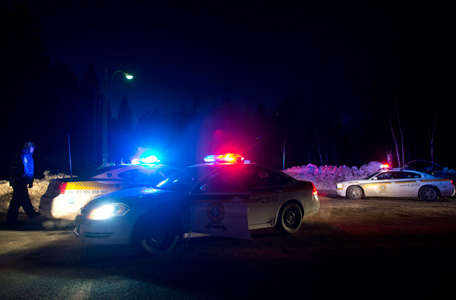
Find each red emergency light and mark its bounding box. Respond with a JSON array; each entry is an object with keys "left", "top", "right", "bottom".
[{"left": 204, "top": 153, "right": 245, "bottom": 163}]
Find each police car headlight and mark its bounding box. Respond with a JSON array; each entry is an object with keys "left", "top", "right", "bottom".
[
  {"left": 87, "top": 203, "right": 130, "bottom": 220},
  {"left": 336, "top": 183, "right": 344, "bottom": 189}
]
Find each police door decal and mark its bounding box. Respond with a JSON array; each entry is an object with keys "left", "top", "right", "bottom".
[
  {"left": 206, "top": 201, "right": 226, "bottom": 231},
  {"left": 190, "top": 199, "right": 251, "bottom": 240}
]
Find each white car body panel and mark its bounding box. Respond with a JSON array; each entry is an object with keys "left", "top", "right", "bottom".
[
  {"left": 74, "top": 163, "right": 320, "bottom": 245},
  {"left": 39, "top": 164, "right": 177, "bottom": 220},
  {"left": 337, "top": 168, "right": 455, "bottom": 199}
]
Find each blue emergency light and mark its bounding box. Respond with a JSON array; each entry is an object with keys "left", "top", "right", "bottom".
[{"left": 131, "top": 154, "right": 160, "bottom": 165}]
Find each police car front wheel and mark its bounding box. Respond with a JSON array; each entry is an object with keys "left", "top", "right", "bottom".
[
  {"left": 347, "top": 186, "right": 364, "bottom": 199},
  {"left": 135, "top": 216, "right": 179, "bottom": 255},
  {"left": 139, "top": 234, "right": 178, "bottom": 255}
]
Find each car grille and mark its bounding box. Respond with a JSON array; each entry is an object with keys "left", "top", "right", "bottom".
[{"left": 84, "top": 232, "right": 113, "bottom": 238}]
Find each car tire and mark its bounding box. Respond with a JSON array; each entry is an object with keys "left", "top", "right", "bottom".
[
  {"left": 419, "top": 186, "right": 439, "bottom": 202},
  {"left": 136, "top": 218, "right": 179, "bottom": 255},
  {"left": 347, "top": 186, "right": 363, "bottom": 199},
  {"left": 275, "top": 202, "right": 302, "bottom": 234}
]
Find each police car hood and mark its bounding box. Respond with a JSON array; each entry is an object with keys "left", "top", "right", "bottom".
[{"left": 83, "top": 186, "right": 181, "bottom": 211}]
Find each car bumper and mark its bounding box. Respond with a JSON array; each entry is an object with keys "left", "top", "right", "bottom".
[
  {"left": 74, "top": 214, "right": 134, "bottom": 245},
  {"left": 336, "top": 189, "right": 346, "bottom": 197},
  {"left": 40, "top": 195, "right": 91, "bottom": 220},
  {"left": 303, "top": 194, "right": 320, "bottom": 217},
  {"left": 440, "top": 185, "right": 456, "bottom": 198}
]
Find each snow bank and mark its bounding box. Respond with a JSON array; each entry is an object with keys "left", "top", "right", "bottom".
[
  {"left": 284, "top": 162, "right": 456, "bottom": 194},
  {"left": 0, "top": 171, "right": 71, "bottom": 212},
  {"left": 283, "top": 161, "right": 383, "bottom": 194},
  {"left": 0, "top": 163, "right": 454, "bottom": 213}
]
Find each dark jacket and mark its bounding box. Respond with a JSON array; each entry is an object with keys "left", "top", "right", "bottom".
[{"left": 9, "top": 148, "right": 34, "bottom": 186}]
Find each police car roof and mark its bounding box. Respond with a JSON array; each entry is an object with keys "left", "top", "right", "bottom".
[
  {"left": 78, "top": 164, "right": 173, "bottom": 177},
  {"left": 379, "top": 168, "right": 438, "bottom": 177},
  {"left": 381, "top": 168, "right": 424, "bottom": 173},
  {"left": 193, "top": 162, "right": 257, "bottom": 167}
]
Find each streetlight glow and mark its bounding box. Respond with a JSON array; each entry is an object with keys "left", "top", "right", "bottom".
[{"left": 101, "top": 68, "right": 134, "bottom": 166}]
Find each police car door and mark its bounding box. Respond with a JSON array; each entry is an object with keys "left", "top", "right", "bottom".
[
  {"left": 393, "top": 171, "right": 421, "bottom": 197},
  {"left": 188, "top": 166, "right": 253, "bottom": 240},
  {"left": 367, "top": 171, "right": 401, "bottom": 197},
  {"left": 249, "top": 167, "right": 287, "bottom": 226}
]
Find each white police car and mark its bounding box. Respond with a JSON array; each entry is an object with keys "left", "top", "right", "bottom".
[
  {"left": 40, "top": 156, "right": 178, "bottom": 220},
  {"left": 74, "top": 153, "right": 320, "bottom": 255},
  {"left": 336, "top": 165, "right": 455, "bottom": 201}
]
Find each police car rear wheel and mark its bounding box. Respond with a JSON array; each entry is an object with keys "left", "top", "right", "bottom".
[
  {"left": 419, "top": 186, "right": 439, "bottom": 202},
  {"left": 347, "top": 186, "right": 363, "bottom": 199},
  {"left": 276, "top": 203, "right": 302, "bottom": 234}
]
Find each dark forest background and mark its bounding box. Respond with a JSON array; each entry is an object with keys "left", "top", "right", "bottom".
[{"left": 1, "top": 2, "right": 455, "bottom": 180}]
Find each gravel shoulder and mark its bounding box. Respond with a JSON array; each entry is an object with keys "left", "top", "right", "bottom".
[{"left": 1, "top": 195, "right": 456, "bottom": 299}]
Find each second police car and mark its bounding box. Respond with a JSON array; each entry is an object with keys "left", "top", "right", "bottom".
[
  {"left": 74, "top": 153, "right": 320, "bottom": 254},
  {"left": 336, "top": 164, "right": 455, "bottom": 201},
  {"left": 40, "top": 155, "right": 178, "bottom": 220}
]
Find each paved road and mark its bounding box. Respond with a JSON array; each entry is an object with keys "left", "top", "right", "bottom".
[{"left": 1, "top": 196, "right": 455, "bottom": 300}]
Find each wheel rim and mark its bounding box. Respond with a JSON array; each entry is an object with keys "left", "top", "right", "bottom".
[
  {"left": 146, "top": 231, "right": 165, "bottom": 246},
  {"left": 284, "top": 208, "right": 298, "bottom": 229},
  {"left": 139, "top": 224, "right": 177, "bottom": 253},
  {"left": 140, "top": 233, "right": 177, "bottom": 253},
  {"left": 423, "top": 188, "right": 436, "bottom": 200},
  {"left": 142, "top": 231, "right": 166, "bottom": 250},
  {"left": 348, "top": 187, "right": 361, "bottom": 198}
]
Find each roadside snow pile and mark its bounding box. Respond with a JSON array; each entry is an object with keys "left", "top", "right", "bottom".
[
  {"left": 1, "top": 163, "right": 454, "bottom": 212},
  {"left": 0, "top": 171, "right": 71, "bottom": 212},
  {"left": 283, "top": 161, "right": 383, "bottom": 194}
]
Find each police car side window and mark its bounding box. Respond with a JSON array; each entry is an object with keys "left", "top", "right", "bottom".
[
  {"left": 119, "top": 170, "right": 139, "bottom": 182},
  {"left": 401, "top": 172, "right": 421, "bottom": 179},
  {"left": 376, "top": 172, "right": 392, "bottom": 180},
  {"left": 253, "top": 168, "right": 288, "bottom": 187},
  {"left": 118, "top": 170, "right": 132, "bottom": 181},
  {"left": 203, "top": 168, "right": 251, "bottom": 192},
  {"left": 119, "top": 169, "right": 165, "bottom": 183}
]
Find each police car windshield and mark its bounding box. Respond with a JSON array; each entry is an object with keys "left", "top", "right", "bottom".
[
  {"left": 365, "top": 172, "right": 381, "bottom": 180},
  {"left": 156, "top": 166, "right": 213, "bottom": 191}
]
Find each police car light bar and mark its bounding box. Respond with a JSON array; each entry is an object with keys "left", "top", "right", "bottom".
[
  {"left": 131, "top": 154, "right": 160, "bottom": 165},
  {"left": 140, "top": 155, "right": 160, "bottom": 164},
  {"left": 380, "top": 163, "right": 391, "bottom": 169},
  {"left": 204, "top": 153, "right": 245, "bottom": 163}
]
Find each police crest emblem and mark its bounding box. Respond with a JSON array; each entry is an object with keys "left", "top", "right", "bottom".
[{"left": 206, "top": 201, "right": 226, "bottom": 231}]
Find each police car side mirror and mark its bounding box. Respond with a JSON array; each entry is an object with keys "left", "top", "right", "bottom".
[
  {"left": 372, "top": 177, "right": 378, "bottom": 180},
  {"left": 199, "top": 184, "right": 208, "bottom": 192}
]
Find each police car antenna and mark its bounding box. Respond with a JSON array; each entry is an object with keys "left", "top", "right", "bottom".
[{"left": 68, "top": 133, "right": 73, "bottom": 178}]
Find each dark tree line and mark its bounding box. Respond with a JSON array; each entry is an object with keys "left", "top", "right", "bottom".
[{"left": 1, "top": 2, "right": 455, "bottom": 180}]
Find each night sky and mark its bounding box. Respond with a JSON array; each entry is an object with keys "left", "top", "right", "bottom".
[
  {"left": 2, "top": 0, "right": 455, "bottom": 176},
  {"left": 20, "top": 0, "right": 401, "bottom": 116}
]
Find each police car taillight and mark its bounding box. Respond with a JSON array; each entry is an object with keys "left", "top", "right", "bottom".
[
  {"left": 204, "top": 153, "right": 245, "bottom": 163},
  {"left": 54, "top": 182, "right": 67, "bottom": 194},
  {"left": 312, "top": 183, "right": 318, "bottom": 196}
]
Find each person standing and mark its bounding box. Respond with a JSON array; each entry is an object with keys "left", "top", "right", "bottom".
[{"left": 7, "top": 142, "right": 41, "bottom": 226}]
